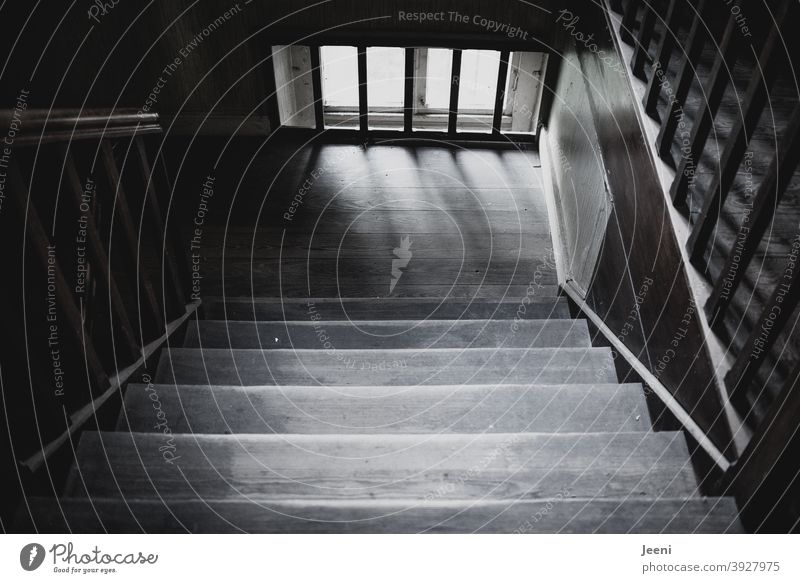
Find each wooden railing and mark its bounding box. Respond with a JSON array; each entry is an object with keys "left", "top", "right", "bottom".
[
  {"left": 609, "top": 0, "right": 800, "bottom": 531},
  {"left": 0, "top": 108, "right": 198, "bottom": 474}
]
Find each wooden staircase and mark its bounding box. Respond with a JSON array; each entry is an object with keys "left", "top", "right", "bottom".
[{"left": 23, "top": 295, "right": 742, "bottom": 532}]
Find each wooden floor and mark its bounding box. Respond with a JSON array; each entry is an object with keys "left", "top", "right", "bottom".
[
  {"left": 17, "top": 140, "right": 742, "bottom": 533},
  {"left": 179, "top": 142, "right": 556, "bottom": 299}
]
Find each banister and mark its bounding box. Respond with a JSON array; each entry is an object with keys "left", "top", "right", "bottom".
[{"left": 0, "top": 108, "right": 161, "bottom": 145}]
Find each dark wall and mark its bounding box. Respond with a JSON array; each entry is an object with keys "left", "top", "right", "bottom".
[
  {"left": 0, "top": 1, "right": 556, "bottom": 122},
  {"left": 544, "top": 1, "right": 732, "bottom": 454}
]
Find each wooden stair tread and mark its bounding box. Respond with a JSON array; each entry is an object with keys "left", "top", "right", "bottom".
[
  {"left": 119, "top": 383, "right": 650, "bottom": 434},
  {"left": 202, "top": 296, "right": 570, "bottom": 320},
  {"left": 183, "top": 319, "right": 592, "bottom": 349},
  {"left": 18, "top": 497, "right": 743, "bottom": 533},
  {"left": 66, "top": 431, "right": 698, "bottom": 501},
  {"left": 155, "top": 347, "right": 618, "bottom": 385}
]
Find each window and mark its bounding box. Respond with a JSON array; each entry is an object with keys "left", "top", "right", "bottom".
[{"left": 278, "top": 44, "right": 546, "bottom": 138}]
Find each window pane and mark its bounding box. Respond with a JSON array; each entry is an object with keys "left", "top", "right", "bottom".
[
  {"left": 367, "top": 46, "right": 404, "bottom": 130},
  {"left": 321, "top": 45, "right": 359, "bottom": 129},
  {"left": 413, "top": 48, "right": 451, "bottom": 132},
  {"left": 457, "top": 49, "right": 500, "bottom": 133},
  {"left": 424, "top": 48, "right": 453, "bottom": 110}
]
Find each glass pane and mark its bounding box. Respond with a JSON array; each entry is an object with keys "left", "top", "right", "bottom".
[
  {"left": 413, "top": 48, "right": 451, "bottom": 132},
  {"left": 272, "top": 45, "right": 315, "bottom": 128},
  {"left": 321, "top": 45, "right": 359, "bottom": 129},
  {"left": 424, "top": 48, "right": 453, "bottom": 109},
  {"left": 367, "top": 46, "right": 404, "bottom": 130},
  {"left": 457, "top": 49, "right": 500, "bottom": 133}
]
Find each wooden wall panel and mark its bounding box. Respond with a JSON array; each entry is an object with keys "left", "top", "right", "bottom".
[{"left": 546, "top": 47, "right": 610, "bottom": 294}]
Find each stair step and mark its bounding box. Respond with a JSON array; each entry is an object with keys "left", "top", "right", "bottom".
[
  {"left": 67, "top": 431, "right": 697, "bottom": 501},
  {"left": 183, "top": 319, "right": 591, "bottom": 349},
  {"left": 119, "top": 383, "right": 650, "bottom": 434},
  {"left": 155, "top": 347, "right": 618, "bottom": 385},
  {"left": 202, "top": 296, "right": 571, "bottom": 321},
  {"left": 19, "top": 497, "right": 743, "bottom": 533}
]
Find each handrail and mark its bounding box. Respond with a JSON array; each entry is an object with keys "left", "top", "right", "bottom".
[{"left": 0, "top": 107, "right": 161, "bottom": 145}]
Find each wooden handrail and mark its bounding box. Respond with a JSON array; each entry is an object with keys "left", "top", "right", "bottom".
[{"left": 0, "top": 108, "right": 161, "bottom": 145}]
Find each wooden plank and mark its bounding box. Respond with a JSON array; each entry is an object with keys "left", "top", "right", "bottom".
[
  {"left": 154, "top": 346, "right": 618, "bottom": 386},
  {"left": 670, "top": 8, "right": 743, "bottom": 206},
  {"left": 404, "top": 47, "right": 414, "bottom": 132},
  {"left": 119, "top": 382, "right": 650, "bottom": 434},
  {"left": 357, "top": 46, "right": 367, "bottom": 134},
  {"left": 620, "top": 0, "right": 639, "bottom": 45},
  {"left": 19, "top": 497, "right": 743, "bottom": 534},
  {"left": 643, "top": 0, "right": 680, "bottom": 116},
  {"left": 686, "top": 1, "right": 794, "bottom": 263},
  {"left": 202, "top": 296, "right": 570, "bottom": 321},
  {"left": 309, "top": 46, "right": 324, "bottom": 130},
  {"left": 183, "top": 318, "right": 591, "bottom": 349},
  {"left": 62, "top": 148, "right": 139, "bottom": 359},
  {"left": 630, "top": 1, "right": 656, "bottom": 79},
  {"left": 99, "top": 140, "right": 163, "bottom": 333},
  {"left": 67, "top": 431, "right": 697, "bottom": 500},
  {"left": 725, "top": 360, "right": 800, "bottom": 531},
  {"left": 493, "top": 50, "right": 510, "bottom": 134},
  {"left": 705, "top": 102, "right": 800, "bottom": 324},
  {"left": 655, "top": 0, "right": 709, "bottom": 161},
  {"left": 7, "top": 159, "right": 109, "bottom": 395},
  {"left": 724, "top": 241, "right": 800, "bottom": 414},
  {"left": 448, "top": 49, "right": 462, "bottom": 135}
]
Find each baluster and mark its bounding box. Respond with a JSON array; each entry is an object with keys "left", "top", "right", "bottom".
[
  {"left": 99, "top": 140, "right": 164, "bottom": 336},
  {"left": 724, "top": 243, "right": 800, "bottom": 415},
  {"left": 655, "top": 0, "right": 709, "bottom": 162},
  {"left": 630, "top": 1, "right": 657, "bottom": 79},
  {"left": 62, "top": 146, "right": 139, "bottom": 360},
  {"left": 724, "top": 359, "right": 800, "bottom": 531},
  {"left": 643, "top": 0, "right": 681, "bottom": 116},
  {"left": 7, "top": 159, "right": 109, "bottom": 395},
  {"left": 670, "top": 6, "right": 743, "bottom": 206},
  {"left": 133, "top": 136, "right": 187, "bottom": 312},
  {"left": 686, "top": 1, "right": 793, "bottom": 264},
  {"left": 705, "top": 102, "right": 800, "bottom": 325},
  {"left": 620, "top": 0, "right": 640, "bottom": 45}
]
